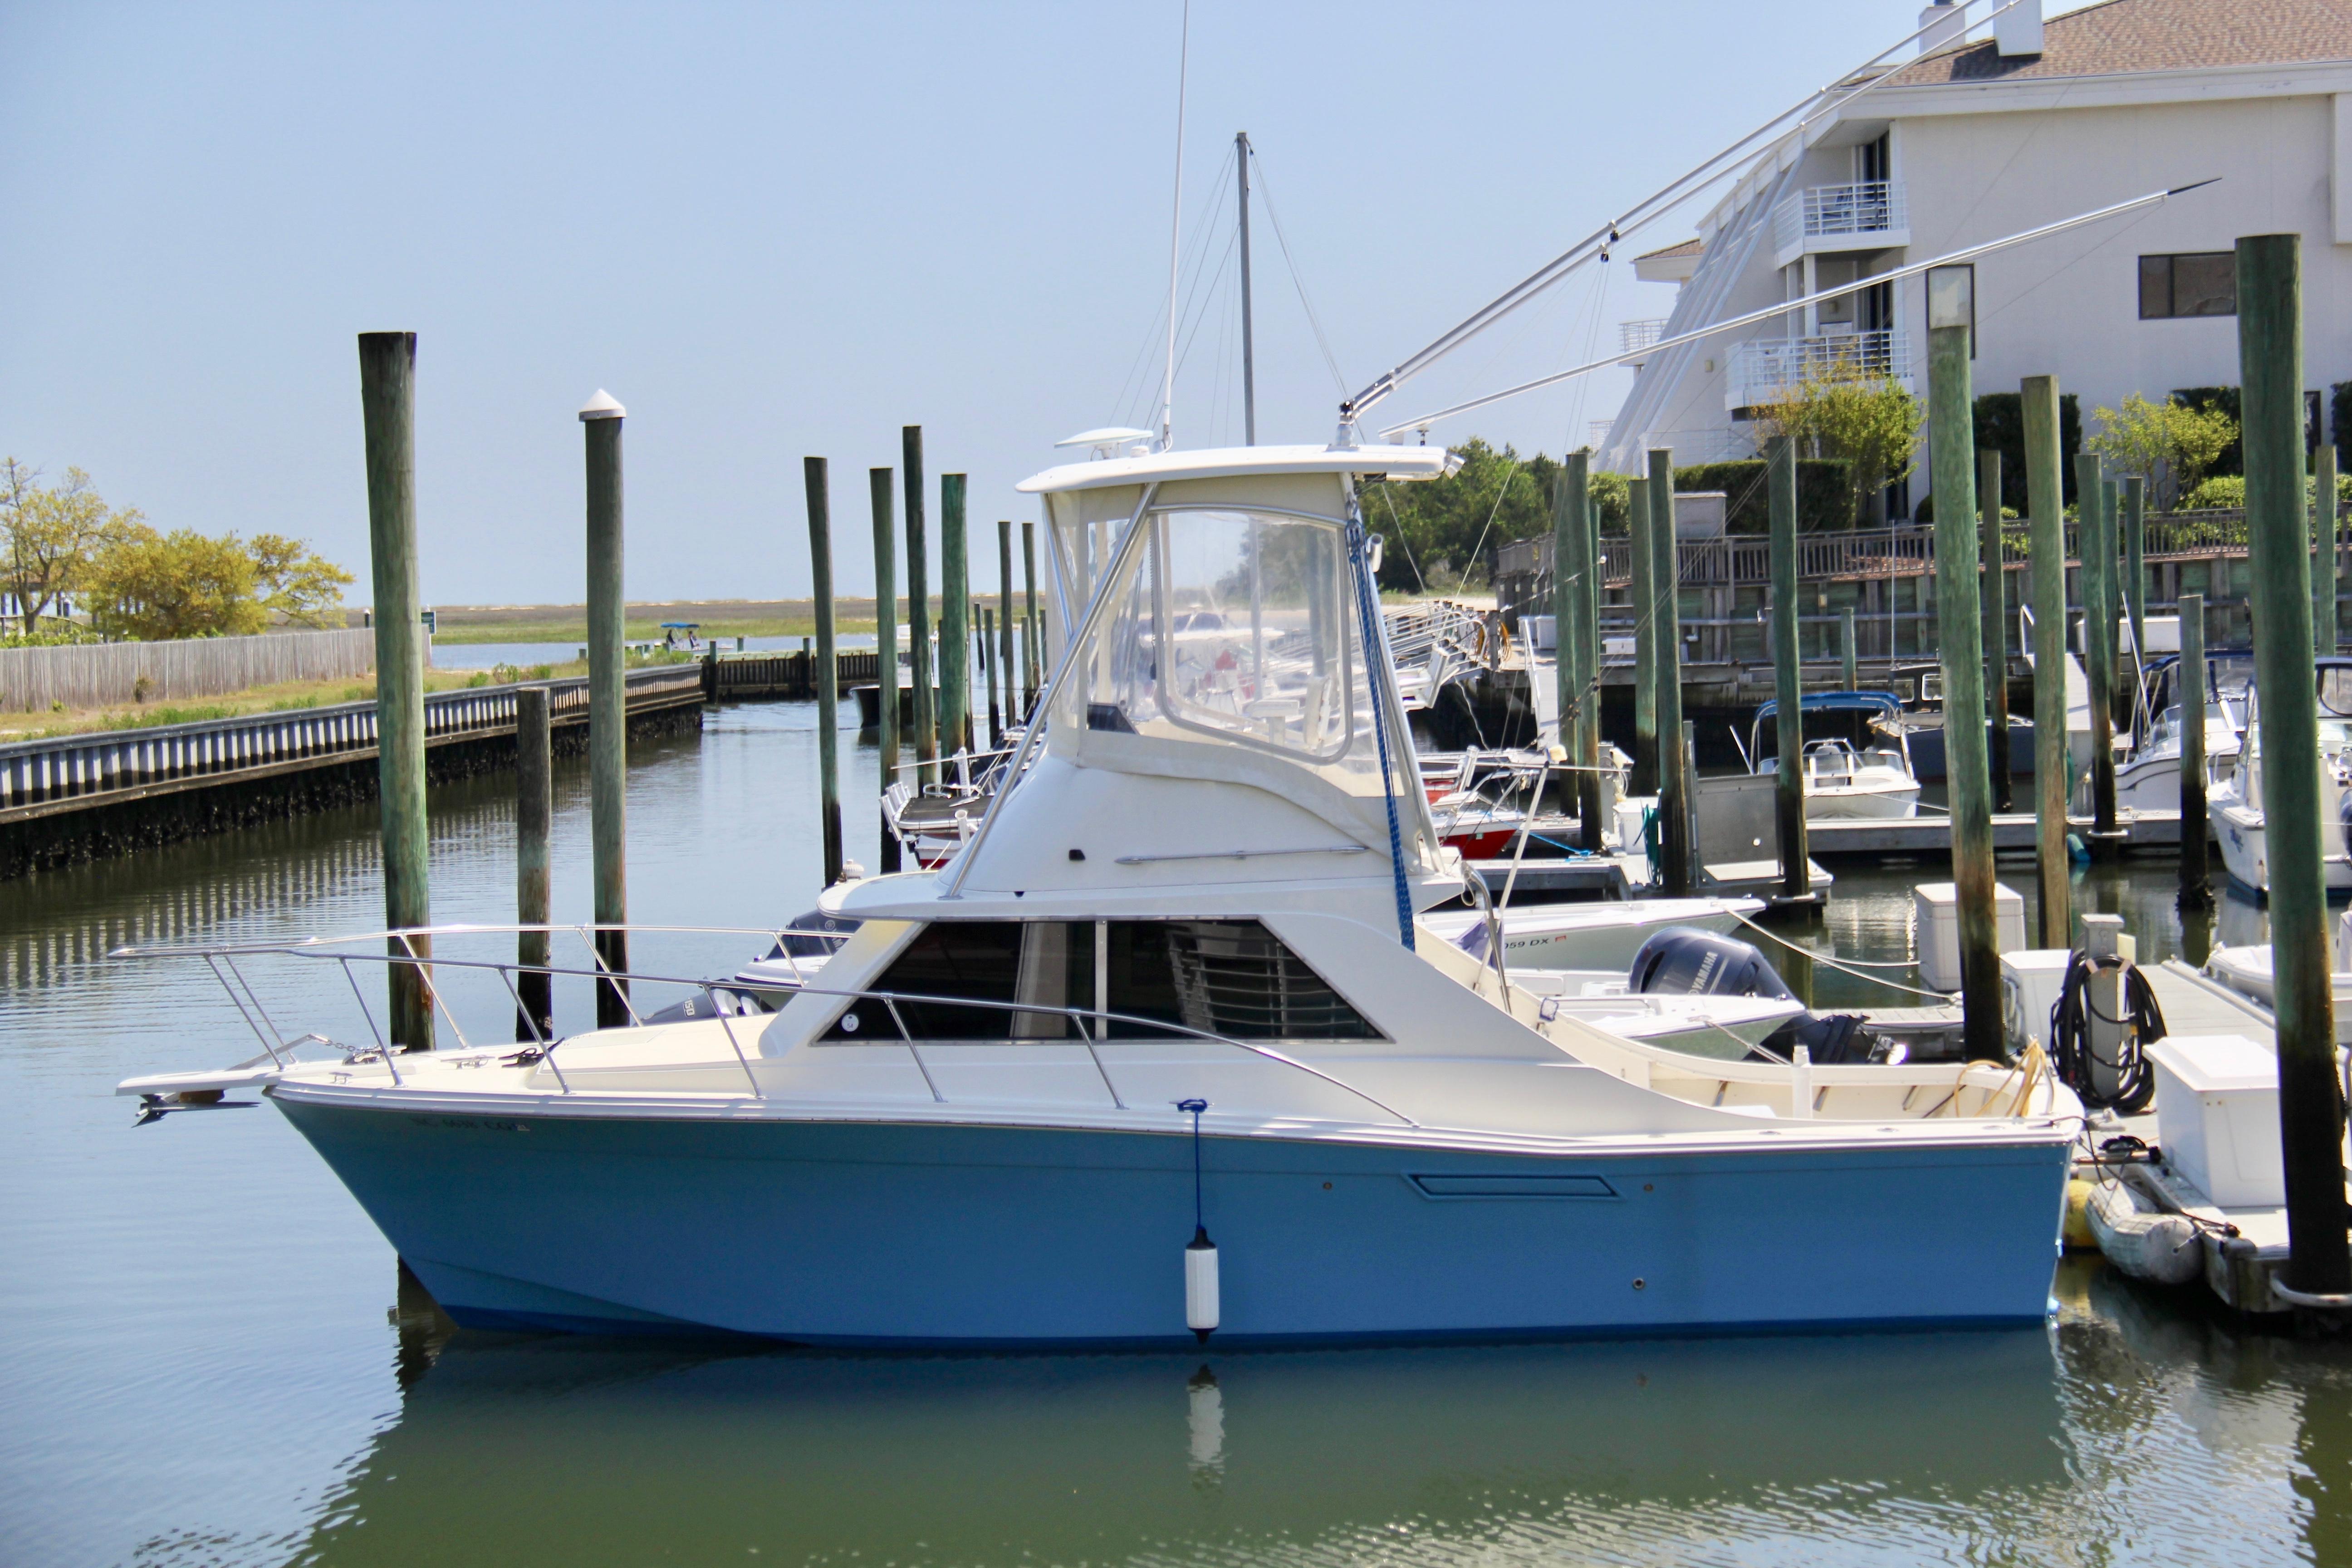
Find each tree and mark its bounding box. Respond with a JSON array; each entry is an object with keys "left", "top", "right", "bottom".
[
  {"left": 1753, "top": 363, "right": 1924, "bottom": 524},
  {"left": 2087, "top": 392, "right": 2237, "bottom": 509},
  {"left": 0, "top": 462, "right": 144, "bottom": 633},
  {"left": 1357, "top": 439, "right": 1644, "bottom": 593},
  {"left": 82, "top": 526, "right": 352, "bottom": 641}
]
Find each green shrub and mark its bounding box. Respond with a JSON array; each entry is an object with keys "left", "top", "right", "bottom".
[
  {"left": 1669, "top": 459, "right": 1853, "bottom": 533},
  {"left": 2181, "top": 473, "right": 2352, "bottom": 510},
  {"left": 1971, "top": 392, "right": 2082, "bottom": 512},
  {"left": 2334, "top": 381, "right": 2350, "bottom": 471},
  {"left": 2170, "top": 387, "right": 2243, "bottom": 477}
]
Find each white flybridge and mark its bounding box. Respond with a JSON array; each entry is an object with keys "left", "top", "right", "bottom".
[{"left": 116, "top": 442, "right": 2078, "bottom": 1347}]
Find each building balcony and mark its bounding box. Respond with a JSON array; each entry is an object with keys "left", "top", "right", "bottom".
[
  {"left": 1725, "top": 328, "right": 1913, "bottom": 412},
  {"left": 1771, "top": 180, "right": 1909, "bottom": 268},
  {"left": 1619, "top": 318, "right": 1669, "bottom": 366}
]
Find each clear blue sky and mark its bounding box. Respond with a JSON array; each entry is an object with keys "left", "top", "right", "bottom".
[{"left": 3, "top": 0, "right": 1914, "bottom": 606}]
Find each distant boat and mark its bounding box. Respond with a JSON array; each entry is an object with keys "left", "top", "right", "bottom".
[{"left": 1746, "top": 691, "right": 1921, "bottom": 819}]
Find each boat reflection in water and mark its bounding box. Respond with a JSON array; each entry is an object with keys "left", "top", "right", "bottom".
[{"left": 309, "top": 1282, "right": 2068, "bottom": 1566}]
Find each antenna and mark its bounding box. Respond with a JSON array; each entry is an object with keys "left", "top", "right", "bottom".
[
  {"left": 1159, "top": 0, "right": 1191, "bottom": 453},
  {"left": 1237, "top": 130, "right": 1255, "bottom": 445}
]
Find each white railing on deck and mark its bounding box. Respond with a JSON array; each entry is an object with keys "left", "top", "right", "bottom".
[
  {"left": 1725, "top": 329, "right": 1911, "bottom": 409},
  {"left": 1771, "top": 180, "right": 1907, "bottom": 256}
]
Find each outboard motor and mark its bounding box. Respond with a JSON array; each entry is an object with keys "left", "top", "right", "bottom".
[{"left": 1627, "top": 926, "right": 1876, "bottom": 1064}]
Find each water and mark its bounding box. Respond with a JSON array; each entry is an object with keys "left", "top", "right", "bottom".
[{"left": 5, "top": 712, "right": 2347, "bottom": 1566}]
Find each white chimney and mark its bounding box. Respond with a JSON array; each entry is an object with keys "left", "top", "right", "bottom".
[
  {"left": 1995, "top": 0, "right": 2044, "bottom": 57},
  {"left": 1916, "top": 1, "right": 1965, "bottom": 55}
]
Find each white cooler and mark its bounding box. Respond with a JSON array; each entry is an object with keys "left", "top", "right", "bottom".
[
  {"left": 1999, "top": 950, "right": 2075, "bottom": 1055},
  {"left": 2147, "top": 1034, "right": 2283, "bottom": 1209},
  {"left": 1914, "top": 882, "right": 2027, "bottom": 992}
]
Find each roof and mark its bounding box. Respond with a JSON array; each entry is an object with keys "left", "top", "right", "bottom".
[
  {"left": 1016, "top": 442, "right": 1457, "bottom": 495},
  {"left": 1884, "top": 0, "right": 2352, "bottom": 88},
  {"left": 1635, "top": 238, "right": 1704, "bottom": 261}
]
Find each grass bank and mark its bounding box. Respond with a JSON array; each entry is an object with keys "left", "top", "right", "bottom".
[{"left": 0, "top": 660, "right": 592, "bottom": 743}]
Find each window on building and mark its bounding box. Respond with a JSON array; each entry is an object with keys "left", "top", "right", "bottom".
[
  {"left": 2138, "top": 254, "right": 2236, "bottom": 319},
  {"left": 823, "top": 919, "right": 1381, "bottom": 1042}
]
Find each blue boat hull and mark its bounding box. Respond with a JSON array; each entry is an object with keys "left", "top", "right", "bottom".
[{"left": 274, "top": 1097, "right": 2069, "bottom": 1346}]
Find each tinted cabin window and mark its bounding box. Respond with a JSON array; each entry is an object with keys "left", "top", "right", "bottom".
[
  {"left": 823, "top": 919, "right": 1379, "bottom": 1042},
  {"left": 2139, "top": 253, "right": 2236, "bottom": 319}
]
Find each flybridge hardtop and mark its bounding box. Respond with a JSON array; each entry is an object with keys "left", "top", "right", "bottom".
[{"left": 118, "top": 441, "right": 2081, "bottom": 1348}]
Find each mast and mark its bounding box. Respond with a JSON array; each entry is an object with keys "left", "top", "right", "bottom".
[
  {"left": 1159, "top": 1, "right": 1191, "bottom": 452},
  {"left": 1237, "top": 131, "right": 1255, "bottom": 445}
]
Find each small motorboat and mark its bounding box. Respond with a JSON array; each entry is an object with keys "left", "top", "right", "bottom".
[
  {"left": 1747, "top": 692, "right": 1921, "bottom": 820},
  {"left": 2208, "top": 660, "right": 2352, "bottom": 897},
  {"left": 2093, "top": 650, "right": 2249, "bottom": 814}
]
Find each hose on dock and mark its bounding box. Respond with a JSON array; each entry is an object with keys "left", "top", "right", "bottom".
[{"left": 2050, "top": 951, "right": 2163, "bottom": 1112}]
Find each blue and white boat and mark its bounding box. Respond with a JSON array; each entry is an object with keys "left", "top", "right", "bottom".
[{"left": 119, "top": 443, "right": 2076, "bottom": 1347}]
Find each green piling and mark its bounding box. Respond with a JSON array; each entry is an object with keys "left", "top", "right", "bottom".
[
  {"left": 1926, "top": 295, "right": 2000, "bottom": 1061},
  {"left": 939, "top": 476, "right": 970, "bottom": 756},
  {"left": 983, "top": 605, "right": 1001, "bottom": 748},
  {"left": 514, "top": 686, "right": 551, "bottom": 1040},
  {"left": 1840, "top": 607, "right": 1857, "bottom": 691},
  {"left": 1981, "top": 450, "right": 2013, "bottom": 812},
  {"left": 1022, "top": 520, "right": 1040, "bottom": 713},
  {"left": 1768, "top": 436, "right": 1808, "bottom": 899},
  {"left": 1555, "top": 456, "right": 1603, "bottom": 850},
  {"left": 870, "top": 467, "right": 901, "bottom": 874},
  {"left": 2078, "top": 460, "right": 2117, "bottom": 839},
  {"left": 2179, "top": 591, "right": 2209, "bottom": 907},
  {"left": 998, "top": 519, "right": 1017, "bottom": 736},
  {"left": 358, "top": 332, "right": 431, "bottom": 1050},
  {"left": 1649, "top": 449, "right": 1690, "bottom": 894},
  {"left": 903, "top": 428, "right": 935, "bottom": 785},
  {"left": 2122, "top": 474, "right": 2147, "bottom": 692},
  {"left": 2319, "top": 441, "right": 2342, "bottom": 655},
  {"left": 1628, "top": 476, "right": 1656, "bottom": 797},
  {"left": 581, "top": 390, "right": 629, "bottom": 1026},
  {"left": 1579, "top": 484, "right": 1604, "bottom": 848},
  {"left": 806, "top": 457, "right": 842, "bottom": 886},
  {"left": 2023, "top": 374, "right": 2071, "bottom": 949},
  {"left": 2238, "top": 232, "right": 2347, "bottom": 1298}
]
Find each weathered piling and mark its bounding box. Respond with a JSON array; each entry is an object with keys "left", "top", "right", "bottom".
[
  {"left": 1555, "top": 456, "right": 1604, "bottom": 850},
  {"left": 580, "top": 390, "right": 629, "bottom": 1027},
  {"left": 359, "top": 332, "right": 431, "bottom": 1049},
  {"left": 998, "top": 519, "right": 1016, "bottom": 735},
  {"left": 939, "top": 475, "right": 971, "bottom": 756},
  {"left": 2078, "top": 458, "right": 2117, "bottom": 841},
  {"left": 903, "top": 428, "right": 936, "bottom": 785},
  {"left": 1768, "top": 436, "right": 1808, "bottom": 900},
  {"left": 2179, "top": 591, "right": 2210, "bottom": 907},
  {"left": 514, "top": 686, "right": 551, "bottom": 1040},
  {"left": 1649, "top": 450, "right": 1691, "bottom": 894},
  {"left": 2320, "top": 441, "right": 2342, "bottom": 656},
  {"left": 2122, "top": 474, "right": 2147, "bottom": 687},
  {"left": 1980, "top": 450, "right": 2012, "bottom": 811},
  {"left": 1839, "top": 608, "right": 1857, "bottom": 692},
  {"left": 1578, "top": 478, "right": 1605, "bottom": 849},
  {"left": 1628, "top": 476, "right": 1656, "bottom": 797},
  {"left": 2237, "top": 232, "right": 2348, "bottom": 1300},
  {"left": 806, "top": 457, "right": 843, "bottom": 886},
  {"left": 1022, "top": 520, "right": 1040, "bottom": 713},
  {"left": 870, "top": 467, "right": 901, "bottom": 874},
  {"left": 983, "top": 606, "right": 1001, "bottom": 748},
  {"left": 1926, "top": 279, "right": 1999, "bottom": 1061},
  {"left": 2023, "top": 374, "right": 2071, "bottom": 949}
]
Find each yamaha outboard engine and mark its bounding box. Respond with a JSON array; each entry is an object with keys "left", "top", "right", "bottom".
[{"left": 1627, "top": 926, "right": 1875, "bottom": 1064}]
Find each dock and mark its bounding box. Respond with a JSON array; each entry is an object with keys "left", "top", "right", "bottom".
[{"left": 1806, "top": 808, "right": 2185, "bottom": 857}]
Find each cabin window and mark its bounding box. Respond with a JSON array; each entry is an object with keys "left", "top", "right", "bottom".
[
  {"left": 823, "top": 919, "right": 1379, "bottom": 1042},
  {"left": 2138, "top": 253, "right": 2235, "bottom": 319}
]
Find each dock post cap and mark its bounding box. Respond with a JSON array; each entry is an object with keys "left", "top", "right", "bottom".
[{"left": 578, "top": 389, "right": 627, "bottom": 421}]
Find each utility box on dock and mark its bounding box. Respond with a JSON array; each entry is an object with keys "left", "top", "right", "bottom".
[
  {"left": 1520, "top": 615, "right": 1556, "bottom": 654},
  {"left": 1915, "top": 882, "right": 2026, "bottom": 991},
  {"left": 2000, "top": 950, "right": 2074, "bottom": 1055},
  {"left": 2146, "top": 1034, "right": 2283, "bottom": 1209}
]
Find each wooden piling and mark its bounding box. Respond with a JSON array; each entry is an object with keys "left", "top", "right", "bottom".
[
  {"left": 2319, "top": 441, "right": 2342, "bottom": 656},
  {"left": 1768, "top": 436, "right": 1808, "bottom": 899},
  {"left": 1579, "top": 482, "right": 1604, "bottom": 848},
  {"left": 2238, "top": 232, "right": 2348, "bottom": 1298},
  {"left": 2023, "top": 374, "right": 2071, "bottom": 949},
  {"left": 514, "top": 686, "right": 551, "bottom": 1040},
  {"left": 806, "top": 457, "right": 843, "bottom": 886},
  {"left": 1554, "top": 455, "right": 1603, "bottom": 851},
  {"left": 939, "top": 475, "right": 970, "bottom": 756},
  {"left": 1980, "top": 451, "right": 2013, "bottom": 812},
  {"left": 1649, "top": 452, "right": 1690, "bottom": 893},
  {"left": 358, "top": 332, "right": 431, "bottom": 1049},
  {"left": 1839, "top": 607, "right": 1857, "bottom": 691},
  {"left": 2078, "top": 459, "right": 2117, "bottom": 840},
  {"left": 1628, "top": 475, "right": 1656, "bottom": 797},
  {"left": 1022, "top": 520, "right": 1040, "bottom": 713},
  {"left": 2122, "top": 474, "right": 2147, "bottom": 691},
  {"left": 870, "top": 467, "right": 901, "bottom": 874},
  {"left": 998, "top": 520, "right": 1016, "bottom": 736},
  {"left": 2179, "top": 591, "right": 2210, "bottom": 908},
  {"left": 903, "top": 428, "right": 936, "bottom": 785},
  {"left": 983, "top": 606, "right": 1001, "bottom": 748},
  {"left": 1926, "top": 303, "right": 2000, "bottom": 1062},
  {"left": 581, "top": 390, "right": 628, "bottom": 1027}
]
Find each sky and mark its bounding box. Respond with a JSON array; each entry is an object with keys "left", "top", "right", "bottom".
[{"left": 4, "top": 0, "right": 1927, "bottom": 607}]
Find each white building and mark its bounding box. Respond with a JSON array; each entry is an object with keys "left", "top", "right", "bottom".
[{"left": 1599, "top": 0, "right": 2352, "bottom": 512}]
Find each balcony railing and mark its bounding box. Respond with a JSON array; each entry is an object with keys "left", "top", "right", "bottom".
[
  {"left": 1772, "top": 180, "right": 1908, "bottom": 258},
  {"left": 1725, "top": 329, "right": 1911, "bottom": 410},
  {"left": 1619, "top": 318, "right": 1668, "bottom": 355}
]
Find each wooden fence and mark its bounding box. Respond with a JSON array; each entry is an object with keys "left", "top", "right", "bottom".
[{"left": 0, "top": 628, "right": 378, "bottom": 713}]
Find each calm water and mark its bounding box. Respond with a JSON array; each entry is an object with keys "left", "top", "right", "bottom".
[{"left": 5, "top": 708, "right": 2346, "bottom": 1567}]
